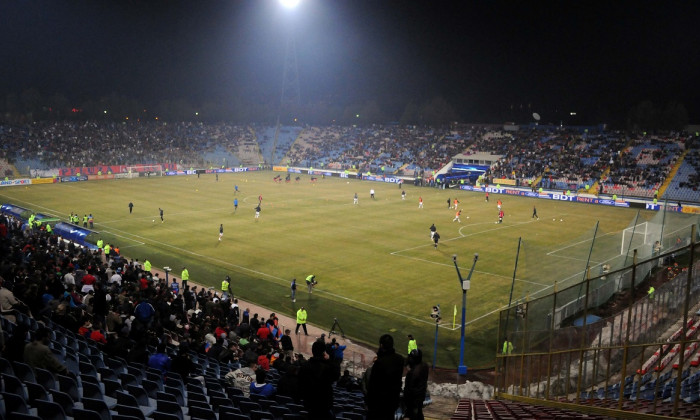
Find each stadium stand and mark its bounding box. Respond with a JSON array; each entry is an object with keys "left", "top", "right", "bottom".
[{"left": 1, "top": 120, "right": 698, "bottom": 203}]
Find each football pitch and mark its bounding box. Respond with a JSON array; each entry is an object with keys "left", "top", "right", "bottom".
[{"left": 0, "top": 171, "right": 652, "bottom": 367}]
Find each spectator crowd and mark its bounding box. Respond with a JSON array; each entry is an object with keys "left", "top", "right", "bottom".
[
  {"left": 1, "top": 120, "right": 698, "bottom": 201},
  {"left": 0, "top": 210, "right": 433, "bottom": 418}
]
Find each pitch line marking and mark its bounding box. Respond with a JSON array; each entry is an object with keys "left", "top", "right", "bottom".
[
  {"left": 389, "top": 253, "right": 548, "bottom": 286},
  {"left": 391, "top": 219, "right": 535, "bottom": 255},
  {"left": 389, "top": 219, "right": 548, "bottom": 286},
  {"left": 98, "top": 206, "right": 235, "bottom": 225},
  {"left": 95, "top": 225, "right": 435, "bottom": 325},
  {"left": 545, "top": 230, "right": 618, "bottom": 256}
]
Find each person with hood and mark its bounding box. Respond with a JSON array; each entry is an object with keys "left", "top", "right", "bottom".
[
  {"left": 298, "top": 340, "right": 339, "bottom": 419},
  {"left": 404, "top": 349, "right": 430, "bottom": 420},
  {"left": 366, "top": 334, "right": 404, "bottom": 419}
]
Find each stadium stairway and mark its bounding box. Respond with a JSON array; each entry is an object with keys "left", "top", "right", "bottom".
[
  {"left": 280, "top": 128, "right": 306, "bottom": 166},
  {"left": 531, "top": 175, "right": 543, "bottom": 188},
  {"left": 0, "top": 159, "right": 19, "bottom": 178},
  {"left": 657, "top": 149, "right": 688, "bottom": 199},
  {"left": 396, "top": 162, "right": 411, "bottom": 174}
]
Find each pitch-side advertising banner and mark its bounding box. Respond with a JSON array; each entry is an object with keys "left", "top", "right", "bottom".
[
  {"left": 0, "top": 179, "right": 31, "bottom": 187},
  {"left": 459, "top": 185, "right": 631, "bottom": 208}
]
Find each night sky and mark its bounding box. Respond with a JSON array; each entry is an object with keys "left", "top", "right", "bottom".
[{"left": 2, "top": 0, "right": 699, "bottom": 124}]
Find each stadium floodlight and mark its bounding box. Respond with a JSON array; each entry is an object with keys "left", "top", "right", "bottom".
[{"left": 279, "top": 0, "right": 300, "bottom": 9}]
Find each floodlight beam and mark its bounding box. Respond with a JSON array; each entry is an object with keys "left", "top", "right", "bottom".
[{"left": 279, "top": 0, "right": 300, "bottom": 9}]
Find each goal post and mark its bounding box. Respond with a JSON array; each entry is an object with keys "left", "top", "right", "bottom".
[
  {"left": 621, "top": 222, "right": 649, "bottom": 256},
  {"left": 621, "top": 222, "right": 663, "bottom": 258},
  {"left": 125, "top": 165, "right": 164, "bottom": 178}
]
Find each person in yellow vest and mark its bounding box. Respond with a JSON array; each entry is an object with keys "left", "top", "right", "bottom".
[
  {"left": 502, "top": 338, "right": 514, "bottom": 355},
  {"left": 103, "top": 244, "right": 111, "bottom": 260},
  {"left": 97, "top": 238, "right": 104, "bottom": 249},
  {"left": 181, "top": 267, "right": 189, "bottom": 283},
  {"left": 144, "top": 259, "right": 152, "bottom": 274},
  {"left": 305, "top": 275, "right": 317, "bottom": 293},
  {"left": 295, "top": 306, "right": 308, "bottom": 335},
  {"left": 221, "top": 275, "right": 231, "bottom": 300},
  {"left": 648, "top": 286, "right": 655, "bottom": 300},
  {"left": 83, "top": 214, "right": 88, "bottom": 228},
  {"left": 407, "top": 334, "right": 418, "bottom": 355},
  {"left": 45, "top": 223, "right": 52, "bottom": 234}
]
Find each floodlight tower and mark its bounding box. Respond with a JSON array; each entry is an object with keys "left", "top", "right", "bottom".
[
  {"left": 279, "top": 0, "right": 301, "bottom": 112},
  {"left": 280, "top": 35, "right": 301, "bottom": 117},
  {"left": 273, "top": 0, "right": 301, "bottom": 165}
]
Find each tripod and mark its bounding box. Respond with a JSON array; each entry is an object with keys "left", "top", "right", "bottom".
[{"left": 329, "top": 317, "right": 345, "bottom": 338}]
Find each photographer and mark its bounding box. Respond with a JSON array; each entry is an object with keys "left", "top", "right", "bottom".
[{"left": 305, "top": 274, "right": 317, "bottom": 293}]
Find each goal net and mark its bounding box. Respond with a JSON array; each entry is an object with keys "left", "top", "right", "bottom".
[
  {"left": 621, "top": 222, "right": 661, "bottom": 258},
  {"left": 125, "top": 165, "right": 164, "bottom": 178}
]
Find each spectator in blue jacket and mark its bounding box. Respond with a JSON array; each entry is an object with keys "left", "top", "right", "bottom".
[
  {"left": 249, "top": 368, "right": 276, "bottom": 398},
  {"left": 148, "top": 342, "right": 172, "bottom": 375}
]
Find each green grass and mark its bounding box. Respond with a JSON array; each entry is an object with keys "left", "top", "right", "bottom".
[{"left": 0, "top": 172, "right": 652, "bottom": 368}]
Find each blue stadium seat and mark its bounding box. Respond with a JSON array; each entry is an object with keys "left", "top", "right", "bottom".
[
  {"left": 0, "top": 358, "right": 15, "bottom": 376},
  {"left": 114, "top": 403, "right": 146, "bottom": 420},
  {"left": 162, "top": 385, "right": 184, "bottom": 406},
  {"left": 10, "top": 362, "right": 36, "bottom": 384},
  {"left": 82, "top": 398, "right": 112, "bottom": 420},
  {"left": 72, "top": 407, "right": 104, "bottom": 420},
  {"left": 187, "top": 404, "right": 216, "bottom": 420},
  {"left": 250, "top": 410, "right": 275, "bottom": 420},
  {"left": 48, "top": 389, "right": 75, "bottom": 416},
  {"left": 24, "top": 382, "right": 49, "bottom": 406},
  {"left": 220, "top": 411, "right": 250, "bottom": 420},
  {"left": 1, "top": 391, "right": 32, "bottom": 416},
  {"left": 155, "top": 400, "right": 183, "bottom": 420},
  {"left": 33, "top": 399, "right": 67, "bottom": 420},
  {"left": 2, "top": 373, "right": 28, "bottom": 401},
  {"left": 115, "top": 390, "right": 155, "bottom": 418},
  {"left": 126, "top": 384, "right": 152, "bottom": 407}
]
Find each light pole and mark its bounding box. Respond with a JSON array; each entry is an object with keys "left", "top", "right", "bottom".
[{"left": 453, "top": 253, "right": 479, "bottom": 375}]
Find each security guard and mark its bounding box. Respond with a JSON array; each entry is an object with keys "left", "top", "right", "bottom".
[
  {"left": 144, "top": 259, "right": 152, "bottom": 274},
  {"left": 502, "top": 338, "right": 514, "bottom": 355},
  {"left": 221, "top": 276, "right": 231, "bottom": 300},
  {"left": 181, "top": 266, "right": 189, "bottom": 283},
  {"left": 407, "top": 334, "right": 418, "bottom": 355},
  {"left": 295, "top": 306, "right": 308, "bottom": 335}
]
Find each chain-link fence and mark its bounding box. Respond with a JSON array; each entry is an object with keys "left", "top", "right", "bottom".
[{"left": 496, "top": 230, "right": 700, "bottom": 418}]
